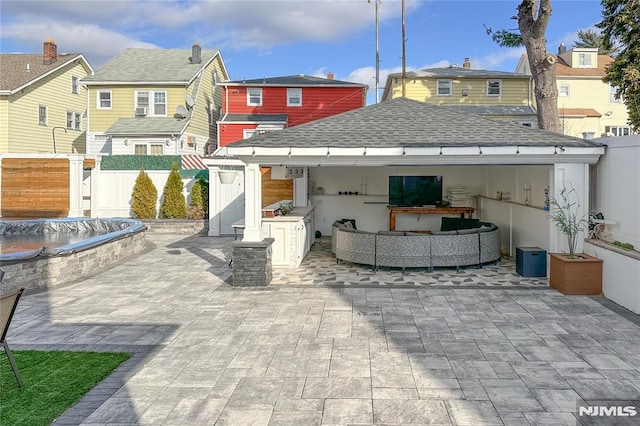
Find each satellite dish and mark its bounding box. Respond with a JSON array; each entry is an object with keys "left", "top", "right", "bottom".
[
  {"left": 176, "top": 105, "right": 187, "bottom": 118},
  {"left": 186, "top": 96, "right": 195, "bottom": 108}
]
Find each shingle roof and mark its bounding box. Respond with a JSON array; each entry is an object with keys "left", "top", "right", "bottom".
[
  {"left": 0, "top": 54, "right": 83, "bottom": 92},
  {"left": 230, "top": 98, "right": 601, "bottom": 148},
  {"left": 559, "top": 108, "right": 602, "bottom": 118},
  {"left": 445, "top": 105, "right": 536, "bottom": 116},
  {"left": 397, "top": 67, "right": 529, "bottom": 79},
  {"left": 105, "top": 117, "right": 188, "bottom": 135},
  {"left": 220, "top": 114, "right": 288, "bottom": 123},
  {"left": 556, "top": 55, "right": 613, "bottom": 77},
  {"left": 82, "top": 48, "right": 220, "bottom": 83},
  {"left": 224, "top": 74, "right": 366, "bottom": 87}
]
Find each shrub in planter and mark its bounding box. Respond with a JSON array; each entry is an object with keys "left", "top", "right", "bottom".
[
  {"left": 160, "top": 162, "right": 187, "bottom": 219},
  {"left": 131, "top": 167, "right": 157, "bottom": 219}
]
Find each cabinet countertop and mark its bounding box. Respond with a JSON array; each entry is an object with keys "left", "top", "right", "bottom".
[{"left": 262, "top": 206, "right": 314, "bottom": 222}]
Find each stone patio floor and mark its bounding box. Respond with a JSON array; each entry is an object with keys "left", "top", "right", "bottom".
[{"left": 7, "top": 234, "right": 640, "bottom": 425}]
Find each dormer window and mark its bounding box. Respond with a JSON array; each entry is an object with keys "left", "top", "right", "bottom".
[{"left": 578, "top": 53, "right": 592, "bottom": 67}]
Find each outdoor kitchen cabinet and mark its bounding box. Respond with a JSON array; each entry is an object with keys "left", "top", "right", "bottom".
[{"left": 261, "top": 206, "right": 315, "bottom": 267}]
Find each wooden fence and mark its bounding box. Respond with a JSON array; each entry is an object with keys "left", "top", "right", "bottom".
[{"left": 1, "top": 158, "right": 70, "bottom": 217}]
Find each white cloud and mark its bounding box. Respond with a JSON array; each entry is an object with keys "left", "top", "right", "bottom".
[
  {"left": 1, "top": 21, "right": 157, "bottom": 65},
  {"left": 468, "top": 48, "right": 525, "bottom": 70}
]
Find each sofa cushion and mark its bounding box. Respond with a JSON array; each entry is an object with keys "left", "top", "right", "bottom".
[
  {"left": 431, "top": 230, "right": 458, "bottom": 236},
  {"left": 378, "top": 231, "right": 405, "bottom": 236},
  {"left": 441, "top": 217, "right": 480, "bottom": 231},
  {"left": 456, "top": 228, "right": 480, "bottom": 235}
]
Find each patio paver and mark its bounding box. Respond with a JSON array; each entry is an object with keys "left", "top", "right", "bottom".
[{"left": 6, "top": 234, "right": 640, "bottom": 425}]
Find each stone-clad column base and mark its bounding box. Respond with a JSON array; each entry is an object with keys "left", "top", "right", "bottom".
[{"left": 232, "top": 238, "right": 274, "bottom": 286}]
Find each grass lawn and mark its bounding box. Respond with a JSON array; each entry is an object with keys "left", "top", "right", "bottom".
[{"left": 0, "top": 350, "right": 131, "bottom": 426}]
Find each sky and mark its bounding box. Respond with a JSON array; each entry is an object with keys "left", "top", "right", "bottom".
[{"left": 1, "top": 0, "right": 606, "bottom": 104}]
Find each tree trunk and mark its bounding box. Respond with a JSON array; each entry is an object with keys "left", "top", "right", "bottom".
[{"left": 518, "top": 0, "right": 560, "bottom": 133}]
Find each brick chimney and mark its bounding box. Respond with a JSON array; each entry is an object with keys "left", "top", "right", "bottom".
[
  {"left": 190, "top": 42, "right": 201, "bottom": 64},
  {"left": 327, "top": 72, "right": 334, "bottom": 80},
  {"left": 43, "top": 38, "right": 57, "bottom": 65},
  {"left": 463, "top": 58, "right": 471, "bottom": 68},
  {"left": 558, "top": 43, "right": 567, "bottom": 54}
]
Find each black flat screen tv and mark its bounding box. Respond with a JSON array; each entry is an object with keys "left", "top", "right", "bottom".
[{"left": 389, "top": 176, "right": 443, "bottom": 206}]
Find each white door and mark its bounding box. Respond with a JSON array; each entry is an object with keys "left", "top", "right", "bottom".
[{"left": 219, "top": 170, "right": 245, "bottom": 235}]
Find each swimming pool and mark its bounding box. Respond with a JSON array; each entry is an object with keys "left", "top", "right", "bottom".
[{"left": 0, "top": 218, "right": 147, "bottom": 292}]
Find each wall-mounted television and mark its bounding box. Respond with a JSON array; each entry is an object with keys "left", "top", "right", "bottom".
[{"left": 389, "top": 176, "right": 443, "bottom": 206}]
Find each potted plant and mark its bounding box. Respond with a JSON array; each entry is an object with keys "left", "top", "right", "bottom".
[{"left": 548, "top": 183, "right": 603, "bottom": 295}]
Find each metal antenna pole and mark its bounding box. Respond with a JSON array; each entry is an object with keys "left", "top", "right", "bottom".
[
  {"left": 401, "top": 0, "right": 406, "bottom": 98},
  {"left": 375, "top": 0, "right": 380, "bottom": 103}
]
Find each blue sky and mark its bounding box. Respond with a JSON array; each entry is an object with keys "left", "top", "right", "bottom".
[{"left": 1, "top": 0, "right": 605, "bottom": 104}]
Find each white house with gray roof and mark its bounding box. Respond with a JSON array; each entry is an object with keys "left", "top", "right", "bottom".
[
  {"left": 211, "top": 98, "right": 604, "bottom": 264},
  {"left": 82, "top": 43, "right": 229, "bottom": 156}
]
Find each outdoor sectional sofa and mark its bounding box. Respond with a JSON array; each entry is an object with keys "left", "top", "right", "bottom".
[{"left": 332, "top": 219, "right": 501, "bottom": 271}]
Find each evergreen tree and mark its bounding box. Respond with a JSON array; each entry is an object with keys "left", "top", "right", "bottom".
[
  {"left": 198, "top": 176, "right": 209, "bottom": 219},
  {"left": 187, "top": 178, "right": 205, "bottom": 219},
  {"left": 573, "top": 29, "right": 620, "bottom": 56},
  {"left": 597, "top": 0, "right": 640, "bottom": 131},
  {"left": 131, "top": 168, "right": 157, "bottom": 219},
  {"left": 160, "top": 162, "right": 187, "bottom": 219}
]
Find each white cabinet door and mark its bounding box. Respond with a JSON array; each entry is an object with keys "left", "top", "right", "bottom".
[{"left": 268, "top": 222, "right": 291, "bottom": 266}]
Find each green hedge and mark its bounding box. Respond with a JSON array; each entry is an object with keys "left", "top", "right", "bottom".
[{"left": 100, "top": 155, "right": 208, "bottom": 180}]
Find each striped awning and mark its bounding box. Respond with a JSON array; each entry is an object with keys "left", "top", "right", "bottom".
[{"left": 181, "top": 154, "right": 207, "bottom": 169}]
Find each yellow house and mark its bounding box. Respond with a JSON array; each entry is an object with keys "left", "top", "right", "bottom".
[
  {"left": 82, "top": 43, "right": 229, "bottom": 156},
  {"left": 515, "top": 46, "right": 631, "bottom": 139},
  {"left": 381, "top": 59, "right": 537, "bottom": 127},
  {"left": 0, "top": 38, "right": 93, "bottom": 153}
]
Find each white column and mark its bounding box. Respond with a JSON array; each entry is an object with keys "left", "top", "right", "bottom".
[
  {"left": 243, "top": 162, "right": 262, "bottom": 241},
  {"left": 68, "top": 155, "right": 84, "bottom": 217},
  {"left": 552, "top": 163, "right": 590, "bottom": 253},
  {"left": 90, "top": 156, "right": 101, "bottom": 218},
  {"left": 207, "top": 166, "right": 221, "bottom": 236},
  {"left": 293, "top": 167, "right": 308, "bottom": 207}
]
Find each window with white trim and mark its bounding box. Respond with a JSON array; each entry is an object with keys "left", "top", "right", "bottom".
[
  {"left": 559, "top": 84, "right": 570, "bottom": 97},
  {"left": 153, "top": 91, "right": 166, "bottom": 115},
  {"left": 287, "top": 88, "right": 302, "bottom": 106},
  {"left": 609, "top": 84, "right": 621, "bottom": 104},
  {"left": 150, "top": 144, "right": 164, "bottom": 155},
  {"left": 582, "top": 132, "right": 595, "bottom": 140},
  {"left": 71, "top": 76, "right": 79, "bottom": 94},
  {"left": 134, "top": 90, "right": 166, "bottom": 116},
  {"left": 247, "top": 88, "right": 262, "bottom": 106},
  {"left": 578, "top": 53, "right": 592, "bottom": 67},
  {"left": 134, "top": 144, "right": 147, "bottom": 155},
  {"left": 66, "top": 111, "right": 81, "bottom": 130},
  {"left": 38, "top": 105, "right": 47, "bottom": 126},
  {"left": 97, "top": 90, "right": 112, "bottom": 109},
  {"left": 243, "top": 129, "right": 259, "bottom": 139},
  {"left": 436, "top": 80, "right": 452, "bottom": 96},
  {"left": 486, "top": 80, "right": 502, "bottom": 97},
  {"left": 606, "top": 126, "right": 631, "bottom": 137}
]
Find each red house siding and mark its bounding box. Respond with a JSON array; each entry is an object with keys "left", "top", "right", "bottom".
[
  {"left": 219, "top": 85, "right": 365, "bottom": 146},
  {"left": 219, "top": 124, "right": 257, "bottom": 147}
]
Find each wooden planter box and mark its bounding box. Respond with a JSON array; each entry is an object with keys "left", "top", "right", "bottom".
[{"left": 549, "top": 252, "right": 603, "bottom": 295}]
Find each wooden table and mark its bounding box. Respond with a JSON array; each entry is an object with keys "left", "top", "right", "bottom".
[{"left": 387, "top": 206, "right": 475, "bottom": 231}]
